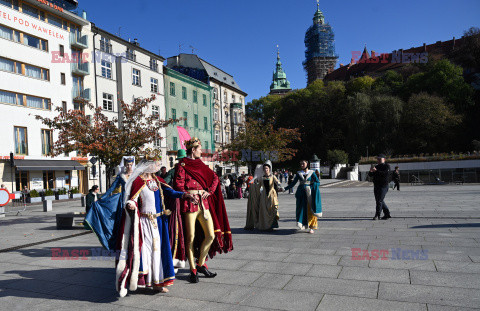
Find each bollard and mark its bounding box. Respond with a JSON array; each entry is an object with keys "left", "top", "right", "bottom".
[
  {"left": 80, "top": 196, "right": 85, "bottom": 207},
  {"left": 43, "top": 200, "right": 52, "bottom": 212},
  {"left": 0, "top": 206, "right": 5, "bottom": 218}
]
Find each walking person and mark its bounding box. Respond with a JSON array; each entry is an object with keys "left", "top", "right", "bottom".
[
  {"left": 85, "top": 185, "right": 99, "bottom": 214},
  {"left": 392, "top": 166, "right": 400, "bottom": 191},
  {"left": 369, "top": 154, "right": 392, "bottom": 220},
  {"left": 287, "top": 173, "right": 294, "bottom": 194}
]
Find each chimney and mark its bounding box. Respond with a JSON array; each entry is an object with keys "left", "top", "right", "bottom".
[
  {"left": 82, "top": 10, "right": 87, "bottom": 20},
  {"left": 371, "top": 50, "right": 375, "bottom": 57},
  {"left": 133, "top": 38, "right": 139, "bottom": 46},
  {"left": 423, "top": 43, "right": 426, "bottom": 52},
  {"left": 452, "top": 36, "right": 456, "bottom": 49}
]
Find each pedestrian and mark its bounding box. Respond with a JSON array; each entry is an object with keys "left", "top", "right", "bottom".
[
  {"left": 392, "top": 166, "right": 400, "bottom": 191},
  {"left": 279, "top": 172, "right": 283, "bottom": 183},
  {"left": 85, "top": 185, "right": 99, "bottom": 214},
  {"left": 287, "top": 173, "right": 294, "bottom": 194},
  {"left": 369, "top": 154, "right": 392, "bottom": 220},
  {"left": 157, "top": 166, "right": 168, "bottom": 180}
]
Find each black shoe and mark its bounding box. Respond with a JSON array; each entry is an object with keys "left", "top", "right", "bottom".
[
  {"left": 381, "top": 215, "right": 391, "bottom": 220},
  {"left": 372, "top": 216, "right": 379, "bottom": 220},
  {"left": 189, "top": 270, "right": 199, "bottom": 283},
  {"left": 196, "top": 265, "right": 217, "bottom": 278}
]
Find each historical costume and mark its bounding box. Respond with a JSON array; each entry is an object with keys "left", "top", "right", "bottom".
[
  {"left": 174, "top": 137, "right": 233, "bottom": 283},
  {"left": 115, "top": 153, "right": 186, "bottom": 297},
  {"left": 159, "top": 149, "right": 187, "bottom": 269},
  {"left": 284, "top": 164, "right": 322, "bottom": 232},
  {"left": 84, "top": 156, "right": 135, "bottom": 251},
  {"left": 245, "top": 161, "right": 282, "bottom": 231}
]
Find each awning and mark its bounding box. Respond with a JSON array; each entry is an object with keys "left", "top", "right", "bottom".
[{"left": 14, "top": 160, "right": 86, "bottom": 171}]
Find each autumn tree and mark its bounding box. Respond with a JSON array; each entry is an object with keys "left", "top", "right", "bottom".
[
  {"left": 223, "top": 118, "right": 301, "bottom": 172},
  {"left": 34, "top": 95, "right": 176, "bottom": 185}
]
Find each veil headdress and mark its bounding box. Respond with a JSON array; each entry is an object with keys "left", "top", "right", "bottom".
[
  {"left": 123, "top": 149, "right": 162, "bottom": 206},
  {"left": 117, "top": 156, "right": 136, "bottom": 175},
  {"left": 253, "top": 160, "right": 273, "bottom": 181}
]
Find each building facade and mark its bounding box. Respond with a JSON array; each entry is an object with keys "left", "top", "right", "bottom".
[
  {"left": 303, "top": 2, "right": 338, "bottom": 84},
  {"left": 165, "top": 54, "right": 247, "bottom": 174},
  {"left": 163, "top": 66, "right": 213, "bottom": 169},
  {"left": 89, "top": 25, "right": 168, "bottom": 175},
  {"left": 0, "top": 0, "right": 91, "bottom": 193}
]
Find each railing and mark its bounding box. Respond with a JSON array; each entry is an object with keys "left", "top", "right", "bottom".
[
  {"left": 72, "top": 88, "right": 91, "bottom": 101},
  {"left": 71, "top": 62, "right": 89, "bottom": 75},
  {"left": 70, "top": 33, "right": 88, "bottom": 49}
]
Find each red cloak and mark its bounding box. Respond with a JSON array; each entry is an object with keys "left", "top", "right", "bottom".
[{"left": 174, "top": 157, "right": 233, "bottom": 259}]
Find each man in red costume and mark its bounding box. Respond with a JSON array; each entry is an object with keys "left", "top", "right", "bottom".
[{"left": 174, "top": 137, "right": 233, "bottom": 283}]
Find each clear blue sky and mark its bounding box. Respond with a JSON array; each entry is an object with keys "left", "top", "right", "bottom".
[{"left": 80, "top": 0, "right": 480, "bottom": 102}]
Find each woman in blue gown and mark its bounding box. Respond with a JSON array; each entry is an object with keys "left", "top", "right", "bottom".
[
  {"left": 284, "top": 160, "right": 322, "bottom": 233},
  {"left": 84, "top": 156, "right": 135, "bottom": 250}
]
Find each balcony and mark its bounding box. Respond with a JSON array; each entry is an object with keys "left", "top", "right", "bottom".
[
  {"left": 72, "top": 88, "right": 91, "bottom": 101},
  {"left": 70, "top": 33, "right": 89, "bottom": 49},
  {"left": 231, "top": 102, "right": 243, "bottom": 109},
  {"left": 71, "top": 62, "right": 89, "bottom": 76}
]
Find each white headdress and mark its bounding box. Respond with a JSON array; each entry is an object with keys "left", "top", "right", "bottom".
[
  {"left": 117, "top": 156, "right": 136, "bottom": 175},
  {"left": 253, "top": 160, "right": 273, "bottom": 181},
  {"left": 123, "top": 159, "right": 161, "bottom": 206}
]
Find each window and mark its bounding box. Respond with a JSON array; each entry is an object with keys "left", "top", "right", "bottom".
[
  {"left": 173, "top": 137, "right": 178, "bottom": 151},
  {"left": 132, "top": 68, "right": 141, "bottom": 86},
  {"left": 15, "top": 170, "right": 28, "bottom": 191},
  {"left": 61, "top": 73, "right": 66, "bottom": 85},
  {"left": 151, "top": 78, "right": 158, "bottom": 93},
  {"left": 1, "top": 0, "right": 19, "bottom": 10},
  {"left": 234, "top": 112, "right": 238, "bottom": 124},
  {"left": 204, "top": 141, "right": 208, "bottom": 151},
  {"left": 194, "top": 114, "right": 198, "bottom": 128},
  {"left": 215, "top": 130, "right": 220, "bottom": 142},
  {"left": 102, "top": 93, "right": 113, "bottom": 111},
  {"left": 154, "top": 135, "right": 161, "bottom": 147},
  {"left": 169, "top": 82, "right": 175, "bottom": 96},
  {"left": 204, "top": 117, "right": 208, "bottom": 130},
  {"left": 26, "top": 95, "right": 49, "bottom": 109},
  {"left": 0, "top": 56, "right": 48, "bottom": 80},
  {"left": 14, "top": 126, "right": 27, "bottom": 155},
  {"left": 182, "top": 86, "right": 187, "bottom": 99},
  {"left": 213, "top": 87, "right": 218, "bottom": 99},
  {"left": 23, "top": 33, "right": 48, "bottom": 51},
  {"left": 41, "top": 129, "right": 53, "bottom": 155},
  {"left": 101, "top": 60, "right": 112, "bottom": 79},
  {"left": 150, "top": 58, "right": 158, "bottom": 72},
  {"left": 22, "top": 3, "right": 39, "bottom": 19},
  {"left": 42, "top": 170, "right": 55, "bottom": 190},
  {"left": 214, "top": 108, "right": 219, "bottom": 121},
  {"left": 171, "top": 108, "right": 176, "bottom": 120},
  {"left": 0, "top": 24, "right": 13, "bottom": 41},
  {"left": 0, "top": 89, "right": 17, "bottom": 105},
  {"left": 59, "top": 44, "right": 64, "bottom": 57},
  {"left": 183, "top": 112, "right": 188, "bottom": 127},
  {"left": 100, "top": 37, "right": 112, "bottom": 53},
  {"left": 47, "top": 14, "right": 62, "bottom": 28},
  {"left": 62, "top": 101, "right": 67, "bottom": 112},
  {"left": 126, "top": 48, "right": 136, "bottom": 61},
  {"left": 203, "top": 94, "right": 207, "bottom": 106},
  {"left": 193, "top": 90, "right": 198, "bottom": 103},
  {"left": 232, "top": 94, "right": 236, "bottom": 102},
  {"left": 223, "top": 91, "right": 227, "bottom": 102},
  {"left": 152, "top": 105, "right": 159, "bottom": 119}
]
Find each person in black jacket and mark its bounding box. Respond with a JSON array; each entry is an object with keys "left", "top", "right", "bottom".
[
  {"left": 368, "top": 154, "right": 392, "bottom": 220},
  {"left": 392, "top": 166, "right": 400, "bottom": 191},
  {"left": 85, "top": 185, "right": 99, "bottom": 214}
]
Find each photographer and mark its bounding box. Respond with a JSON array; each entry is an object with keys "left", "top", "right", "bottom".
[{"left": 368, "top": 154, "right": 392, "bottom": 220}]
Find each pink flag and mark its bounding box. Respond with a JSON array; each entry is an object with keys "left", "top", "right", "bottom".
[{"left": 177, "top": 126, "right": 191, "bottom": 150}]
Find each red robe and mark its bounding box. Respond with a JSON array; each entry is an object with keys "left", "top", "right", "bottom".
[{"left": 174, "top": 157, "right": 233, "bottom": 259}]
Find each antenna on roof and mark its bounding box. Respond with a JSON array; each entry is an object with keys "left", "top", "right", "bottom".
[
  {"left": 189, "top": 45, "right": 196, "bottom": 54},
  {"left": 179, "top": 43, "right": 184, "bottom": 54},
  {"left": 117, "top": 26, "right": 121, "bottom": 37}
]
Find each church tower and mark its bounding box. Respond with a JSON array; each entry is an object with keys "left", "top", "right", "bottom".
[
  {"left": 303, "top": 1, "right": 338, "bottom": 84},
  {"left": 269, "top": 46, "right": 292, "bottom": 95}
]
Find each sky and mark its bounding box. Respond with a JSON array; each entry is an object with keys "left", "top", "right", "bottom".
[{"left": 79, "top": 0, "right": 480, "bottom": 102}]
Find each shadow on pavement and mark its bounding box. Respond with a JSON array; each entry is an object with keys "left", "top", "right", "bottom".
[
  {"left": 0, "top": 267, "right": 118, "bottom": 303},
  {"left": 410, "top": 223, "right": 480, "bottom": 229},
  {"left": 231, "top": 227, "right": 297, "bottom": 235}
]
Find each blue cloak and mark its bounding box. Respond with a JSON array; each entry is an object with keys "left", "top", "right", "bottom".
[{"left": 84, "top": 174, "right": 127, "bottom": 251}]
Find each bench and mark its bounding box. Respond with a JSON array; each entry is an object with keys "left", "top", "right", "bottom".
[{"left": 56, "top": 212, "right": 86, "bottom": 229}]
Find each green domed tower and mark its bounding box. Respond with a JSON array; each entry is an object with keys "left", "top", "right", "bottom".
[{"left": 269, "top": 46, "right": 292, "bottom": 95}]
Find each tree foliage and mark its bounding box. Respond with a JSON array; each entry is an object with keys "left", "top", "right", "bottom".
[{"left": 34, "top": 95, "right": 177, "bottom": 182}]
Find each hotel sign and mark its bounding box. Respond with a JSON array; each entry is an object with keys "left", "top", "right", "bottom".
[{"left": 33, "top": 0, "right": 64, "bottom": 12}]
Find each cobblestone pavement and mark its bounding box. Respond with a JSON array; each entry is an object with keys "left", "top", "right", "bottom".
[{"left": 1, "top": 183, "right": 479, "bottom": 310}]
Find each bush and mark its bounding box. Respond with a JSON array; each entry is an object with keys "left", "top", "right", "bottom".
[
  {"left": 70, "top": 187, "right": 79, "bottom": 194},
  {"left": 58, "top": 188, "right": 67, "bottom": 195},
  {"left": 327, "top": 149, "right": 349, "bottom": 166},
  {"left": 44, "top": 189, "right": 54, "bottom": 196},
  {"left": 29, "top": 189, "right": 39, "bottom": 197}
]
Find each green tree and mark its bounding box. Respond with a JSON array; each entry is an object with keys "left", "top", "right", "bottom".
[
  {"left": 400, "top": 92, "right": 461, "bottom": 153},
  {"left": 327, "top": 149, "right": 349, "bottom": 166}
]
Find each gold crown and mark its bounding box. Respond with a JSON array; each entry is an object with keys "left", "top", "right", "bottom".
[
  {"left": 185, "top": 137, "right": 201, "bottom": 150},
  {"left": 143, "top": 148, "right": 162, "bottom": 161}
]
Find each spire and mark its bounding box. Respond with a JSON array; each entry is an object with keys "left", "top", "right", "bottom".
[
  {"left": 313, "top": 0, "right": 324, "bottom": 25},
  {"left": 270, "top": 45, "right": 291, "bottom": 94},
  {"left": 360, "top": 44, "right": 370, "bottom": 60}
]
